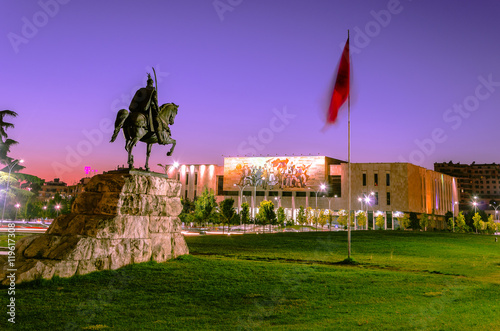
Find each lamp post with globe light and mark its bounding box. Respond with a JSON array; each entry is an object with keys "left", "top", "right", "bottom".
[
  {"left": 234, "top": 183, "right": 249, "bottom": 213},
  {"left": 274, "top": 196, "right": 281, "bottom": 208},
  {"left": 472, "top": 196, "right": 478, "bottom": 214},
  {"left": 360, "top": 192, "right": 374, "bottom": 229},
  {"left": 314, "top": 184, "right": 326, "bottom": 231},
  {"left": 14, "top": 203, "right": 20, "bottom": 220},
  {"left": 489, "top": 202, "right": 500, "bottom": 221},
  {"left": 43, "top": 206, "right": 47, "bottom": 224},
  {"left": 55, "top": 204, "right": 61, "bottom": 217},
  {"left": 316, "top": 184, "right": 326, "bottom": 210},
  {"left": 452, "top": 201, "right": 458, "bottom": 232},
  {"left": 2, "top": 159, "right": 24, "bottom": 221}
]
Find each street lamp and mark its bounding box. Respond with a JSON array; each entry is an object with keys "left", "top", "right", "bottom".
[
  {"left": 314, "top": 184, "right": 326, "bottom": 231},
  {"left": 42, "top": 206, "right": 47, "bottom": 224},
  {"left": 452, "top": 201, "right": 458, "bottom": 232},
  {"left": 14, "top": 203, "right": 20, "bottom": 220},
  {"left": 2, "top": 159, "right": 24, "bottom": 220},
  {"left": 316, "top": 184, "right": 326, "bottom": 210},
  {"left": 274, "top": 196, "right": 281, "bottom": 208},
  {"left": 233, "top": 183, "right": 249, "bottom": 213},
  {"left": 55, "top": 204, "right": 61, "bottom": 217},
  {"left": 363, "top": 192, "right": 375, "bottom": 229},
  {"left": 489, "top": 202, "right": 500, "bottom": 221},
  {"left": 472, "top": 196, "right": 478, "bottom": 214}
]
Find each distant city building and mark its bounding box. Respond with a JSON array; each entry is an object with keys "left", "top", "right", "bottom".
[
  {"left": 434, "top": 161, "right": 500, "bottom": 215},
  {"left": 38, "top": 177, "right": 91, "bottom": 201},
  {"left": 38, "top": 178, "right": 70, "bottom": 200},
  {"left": 169, "top": 156, "right": 458, "bottom": 229}
]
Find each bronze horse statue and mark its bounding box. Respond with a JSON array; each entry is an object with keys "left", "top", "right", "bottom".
[{"left": 110, "top": 103, "right": 178, "bottom": 171}]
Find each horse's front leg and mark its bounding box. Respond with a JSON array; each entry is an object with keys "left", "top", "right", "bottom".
[
  {"left": 126, "top": 137, "right": 139, "bottom": 169},
  {"left": 145, "top": 143, "right": 152, "bottom": 171},
  {"left": 166, "top": 138, "right": 176, "bottom": 156}
]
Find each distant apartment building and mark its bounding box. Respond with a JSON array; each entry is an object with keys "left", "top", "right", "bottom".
[
  {"left": 434, "top": 161, "right": 500, "bottom": 213},
  {"left": 38, "top": 178, "right": 70, "bottom": 200},
  {"left": 38, "top": 177, "right": 91, "bottom": 201},
  {"left": 169, "top": 156, "right": 458, "bottom": 229}
]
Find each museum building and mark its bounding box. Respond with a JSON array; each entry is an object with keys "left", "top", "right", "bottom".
[{"left": 168, "top": 156, "right": 459, "bottom": 229}]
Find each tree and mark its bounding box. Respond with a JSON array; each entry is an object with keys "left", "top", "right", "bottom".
[
  {"left": 486, "top": 215, "right": 496, "bottom": 234},
  {"left": 256, "top": 200, "right": 276, "bottom": 232},
  {"left": 276, "top": 206, "right": 286, "bottom": 228},
  {"left": 419, "top": 213, "right": 429, "bottom": 231},
  {"left": 375, "top": 214, "right": 385, "bottom": 230},
  {"left": 409, "top": 212, "right": 420, "bottom": 230},
  {"left": 429, "top": 209, "right": 436, "bottom": 230},
  {"left": 318, "top": 209, "right": 328, "bottom": 229},
  {"left": 193, "top": 188, "right": 218, "bottom": 227},
  {"left": 0, "top": 110, "right": 19, "bottom": 166},
  {"left": 397, "top": 213, "right": 411, "bottom": 230},
  {"left": 219, "top": 198, "right": 236, "bottom": 233},
  {"left": 337, "top": 210, "right": 347, "bottom": 228},
  {"left": 240, "top": 202, "right": 250, "bottom": 232},
  {"left": 444, "top": 211, "right": 454, "bottom": 231},
  {"left": 356, "top": 211, "right": 367, "bottom": 230},
  {"left": 306, "top": 207, "right": 314, "bottom": 228},
  {"left": 472, "top": 212, "right": 482, "bottom": 234},
  {"left": 180, "top": 197, "right": 196, "bottom": 226},
  {"left": 297, "top": 206, "right": 307, "bottom": 230},
  {"left": 455, "top": 211, "right": 468, "bottom": 233}
]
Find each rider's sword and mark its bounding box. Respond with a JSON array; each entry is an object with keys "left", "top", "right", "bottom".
[{"left": 150, "top": 67, "right": 158, "bottom": 137}]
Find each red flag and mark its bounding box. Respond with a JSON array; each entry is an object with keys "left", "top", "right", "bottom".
[{"left": 327, "top": 38, "right": 350, "bottom": 123}]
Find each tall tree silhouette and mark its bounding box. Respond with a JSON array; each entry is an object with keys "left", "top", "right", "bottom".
[{"left": 0, "top": 110, "right": 19, "bottom": 166}]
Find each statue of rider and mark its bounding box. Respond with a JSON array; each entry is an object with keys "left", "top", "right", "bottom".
[{"left": 129, "top": 73, "right": 167, "bottom": 144}]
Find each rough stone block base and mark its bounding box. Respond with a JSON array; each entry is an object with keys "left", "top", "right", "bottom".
[{"left": 0, "top": 169, "right": 188, "bottom": 285}]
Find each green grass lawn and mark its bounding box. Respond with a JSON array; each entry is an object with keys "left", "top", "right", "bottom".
[{"left": 1, "top": 231, "right": 499, "bottom": 330}]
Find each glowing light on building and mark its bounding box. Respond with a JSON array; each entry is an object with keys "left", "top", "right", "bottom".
[
  {"left": 209, "top": 164, "right": 214, "bottom": 177},
  {"left": 200, "top": 164, "right": 206, "bottom": 177}
]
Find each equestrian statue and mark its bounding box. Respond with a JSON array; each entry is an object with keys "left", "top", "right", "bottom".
[{"left": 110, "top": 69, "right": 178, "bottom": 171}]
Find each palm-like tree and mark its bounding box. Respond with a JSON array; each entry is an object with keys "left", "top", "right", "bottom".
[{"left": 0, "top": 110, "right": 19, "bottom": 166}]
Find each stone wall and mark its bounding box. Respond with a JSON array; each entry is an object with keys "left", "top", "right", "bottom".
[{"left": 0, "top": 170, "right": 188, "bottom": 285}]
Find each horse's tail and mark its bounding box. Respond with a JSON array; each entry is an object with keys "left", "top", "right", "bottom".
[{"left": 110, "top": 109, "right": 129, "bottom": 143}]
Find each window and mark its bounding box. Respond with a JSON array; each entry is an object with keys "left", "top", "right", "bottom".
[
  {"left": 387, "top": 192, "right": 391, "bottom": 206},
  {"left": 329, "top": 175, "right": 342, "bottom": 197},
  {"left": 217, "top": 176, "right": 224, "bottom": 196},
  {"left": 194, "top": 173, "right": 198, "bottom": 186},
  {"left": 185, "top": 174, "right": 189, "bottom": 185},
  {"left": 374, "top": 174, "right": 378, "bottom": 186},
  {"left": 176, "top": 173, "right": 180, "bottom": 181},
  {"left": 296, "top": 192, "right": 306, "bottom": 197},
  {"left": 374, "top": 192, "right": 379, "bottom": 205},
  {"left": 386, "top": 173, "right": 390, "bottom": 186},
  {"left": 362, "top": 173, "right": 367, "bottom": 186}
]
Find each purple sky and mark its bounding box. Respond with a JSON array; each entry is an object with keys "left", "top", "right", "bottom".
[{"left": 2, "top": 0, "right": 500, "bottom": 185}]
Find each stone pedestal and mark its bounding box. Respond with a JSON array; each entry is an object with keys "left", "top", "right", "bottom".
[{"left": 0, "top": 170, "right": 189, "bottom": 285}]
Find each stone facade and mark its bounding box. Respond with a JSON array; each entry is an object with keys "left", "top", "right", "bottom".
[{"left": 0, "top": 170, "right": 188, "bottom": 285}]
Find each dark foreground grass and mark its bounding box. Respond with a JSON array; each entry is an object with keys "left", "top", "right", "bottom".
[{"left": 0, "top": 231, "right": 499, "bottom": 330}]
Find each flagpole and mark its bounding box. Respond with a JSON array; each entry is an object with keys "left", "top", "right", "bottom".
[{"left": 347, "top": 29, "right": 351, "bottom": 259}]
